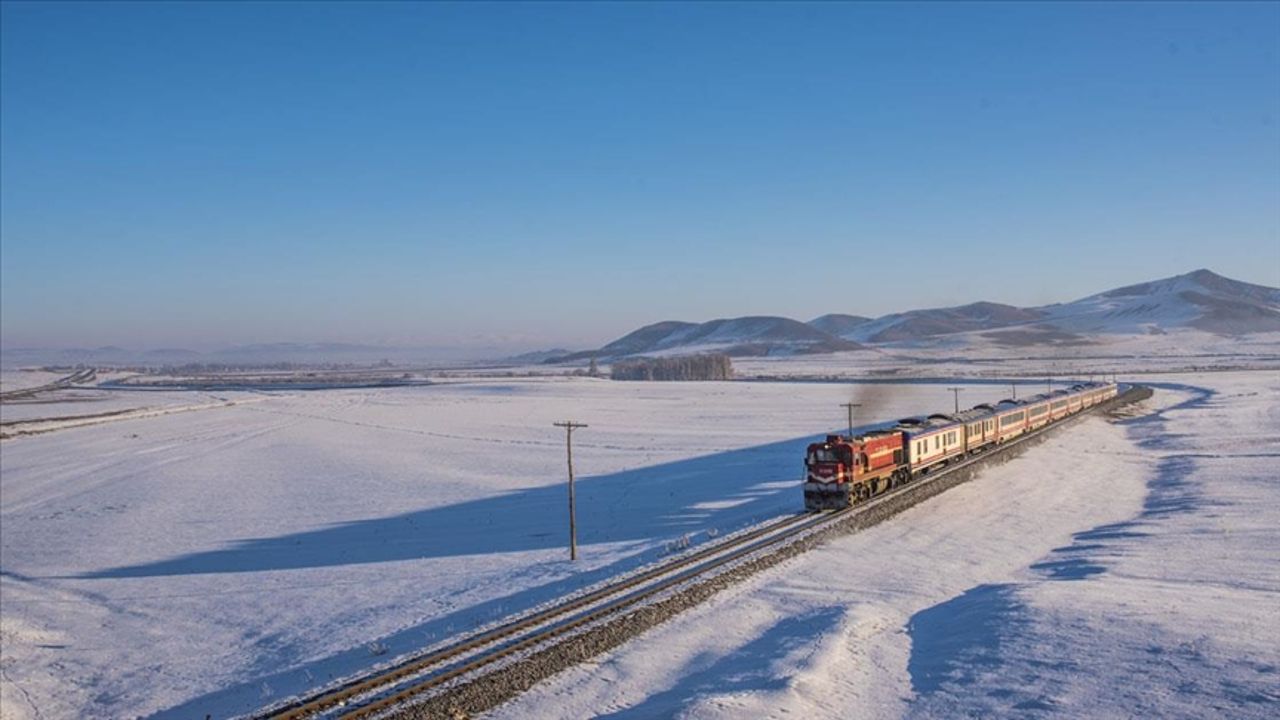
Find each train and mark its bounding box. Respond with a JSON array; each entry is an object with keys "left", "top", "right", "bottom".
[{"left": 803, "top": 381, "right": 1120, "bottom": 511}]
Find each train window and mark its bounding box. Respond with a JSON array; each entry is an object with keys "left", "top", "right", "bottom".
[
  {"left": 999, "top": 412, "right": 1025, "bottom": 427},
  {"left": 934, "top": 436, "right": 939, "bottom": 449}
]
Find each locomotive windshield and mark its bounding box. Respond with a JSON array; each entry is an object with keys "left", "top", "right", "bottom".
[{"left": 808, "top": 447, "right": 845, "bottom": 464}]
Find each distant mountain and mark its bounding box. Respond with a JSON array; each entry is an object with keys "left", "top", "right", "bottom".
[
  {"left": 144, "top": 348, "right": 202, "bottom": 360},
  {"left": 808, "top": 314, "right": 873, "bottom": 336},
  {"left": 567, "top": 269, "right": 1278, "bottom": 361},
  {"left": 836, "top": 302, "right": 1045, "bottom": 344},
  {"left": 1034, "top": 268, "right": 1280, "bottom": 337},
  {"left": 504, "top": 348, "right": 574, "bottom": 364},
  {"left": 555, "top": 316, "right": 864, "bottom": 361},
  {"left": 0, "top": 346, "right": 142, "bottom": 366},
  {"left": 209, "top": 342, "right": 393, "bottom": 363},
  {"left": 0, "top": 342, "right": 504, "bottom": 368}
]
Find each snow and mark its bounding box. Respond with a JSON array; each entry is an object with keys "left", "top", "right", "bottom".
[
  {"left": 2, "top": 370, "right": 1276, "bottom": 719},
  {"left": 0, "top": 370, "right": 64, "bottom": 394},
  {"left": 0, "top": 378, "right": 1014, "bottom": 719},
  {"left": 0, "top": 386, "right": 264, "bottom": 426},
  {"left": 485, "top": 371, "right": 1280, "bottom": 719},
  {"left": 732, "top": 331, "right": 1280, "bottom": 380}
]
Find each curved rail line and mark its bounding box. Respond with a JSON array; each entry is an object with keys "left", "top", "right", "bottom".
[{"left": 256, "top": 386, "right": 1143, "bottom": 720}]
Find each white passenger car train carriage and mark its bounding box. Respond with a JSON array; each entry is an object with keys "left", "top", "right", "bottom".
[{"left": 897, "top": 413, "right": 965, "bottom": 473}]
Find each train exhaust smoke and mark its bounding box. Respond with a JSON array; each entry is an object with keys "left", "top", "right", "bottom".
[{"left": 843, "top": 382, "right": 898, "bottom": 434}]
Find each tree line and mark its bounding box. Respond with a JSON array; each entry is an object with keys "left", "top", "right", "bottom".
[{"left": 610, "top": 354, "right": 733, "bottom": 381}]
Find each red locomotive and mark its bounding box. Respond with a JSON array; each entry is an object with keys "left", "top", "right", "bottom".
[{"left": 803, "top": 430, "right": 908, "bottom": 509}]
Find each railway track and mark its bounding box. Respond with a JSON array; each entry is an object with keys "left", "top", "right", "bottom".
[
  {"left": 254, "top": 385, "right": 1150, "bottom": 720},
  {"left": 0, "top": 367, "right": 96, "bottom": 402},
  {"left": 259, "top": 509, "right": 829, "bottom": 720}
]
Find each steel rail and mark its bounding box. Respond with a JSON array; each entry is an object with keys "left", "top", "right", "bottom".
[
  {"left": 261, "top": 511, "right": 818, "bottom": 720},
  {"left": 340, "top": 509, "right": 847, "bottom": 719}
]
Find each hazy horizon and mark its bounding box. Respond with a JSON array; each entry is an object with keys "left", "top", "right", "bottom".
[{"left": 3, "top": 2, "right": 1278, "bottom": 351}]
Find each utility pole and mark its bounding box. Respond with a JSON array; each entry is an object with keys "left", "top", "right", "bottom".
[
  {"left": 1011, "top": 382, "right": 1017, "bottom": 400},
  {"left": 553, "top": 421, "right": 588, "bottom": 561},
  {"left": 1046, "top": 376, "right": 1052, "bottom": 393},
  {"left": 840, "top": 402, "right": 861, "bottom": 439},
  {"left": 946, "top": 387, "right": 963, "bottom": 413}
]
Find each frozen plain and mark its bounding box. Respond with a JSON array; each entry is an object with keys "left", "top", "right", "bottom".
[
  {"left": 2, "top": 377, "right": 1000, "bottom": 718},
  {"left": 0, "top": 371, "right": 1275, "bottom": 718},
  {"left": 489, "top": 371, "right": 1280, "bottom": 719}
]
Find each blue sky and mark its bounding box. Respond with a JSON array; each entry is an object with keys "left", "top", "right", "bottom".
[{"left": 2, "top": 1, "right": 1277, "bottom": 351}]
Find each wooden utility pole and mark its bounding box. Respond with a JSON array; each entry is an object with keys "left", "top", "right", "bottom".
[
  {"left": 840, "top": 402, "right": 861, "bottom": 438},
  {"left": 946, "top": 387, "right": 963, "bottom": 413},
  {"left": 1011, "top": 382, "right": 1017, "bottom": 400},
  {"left": 553, "top": 421, "right": 588, "bottom": 561}
]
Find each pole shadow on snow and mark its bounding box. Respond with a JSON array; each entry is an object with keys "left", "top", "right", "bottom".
[
  {"left": 906, "top": 584, "right": 1032, "bottom": 695},
  {"left": 594, "top": 605, "right": 849, "bottom": 720},
  {"left": 906, "top": 583, "right": 1075, "bottom": 714},
  {"left": 134, "top": 428, "right": 865, "bottom": 719},
  {"left": 75, "top": 423, "right": 882, "bottom": 580}
]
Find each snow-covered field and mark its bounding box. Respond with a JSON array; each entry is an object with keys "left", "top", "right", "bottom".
[
  {"left": 1, "top": 378, "right": 1009, "bottom": 719},
  {"left": 1, "top": 371, "right": 1275, "bottom": 719},
  {"left": 488, "top": 370, "right": 1280, "bottom": 719},
  {"left": 0, "top": 387, "right": 265, "bottom": 427},
  {"left": 732, "top": 330, "right": 1280, "bottom": 380},
  {"left": 0, "top": 370, "right": 64, "bottom": 394}
]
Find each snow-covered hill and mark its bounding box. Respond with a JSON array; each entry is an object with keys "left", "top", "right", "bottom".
[
  {"left": 1036, "top": 269, "right": 1280, "bottom": 336},
  {"left": 574, "top": 269, "right": 1279, "bottom": 361},
  {"left": 832, "top": 301, "right": 1046, "bottom": 344},
  {"left": 807, "top": 314, "right": 873, "bottom": 337},
  {"left": 554, "top": 316, "right": 865, "bottom": 361}
]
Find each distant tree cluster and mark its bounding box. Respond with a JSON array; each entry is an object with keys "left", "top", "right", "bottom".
[{"left": 610, "top": 354, "right": 733, "bottom": 381}]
